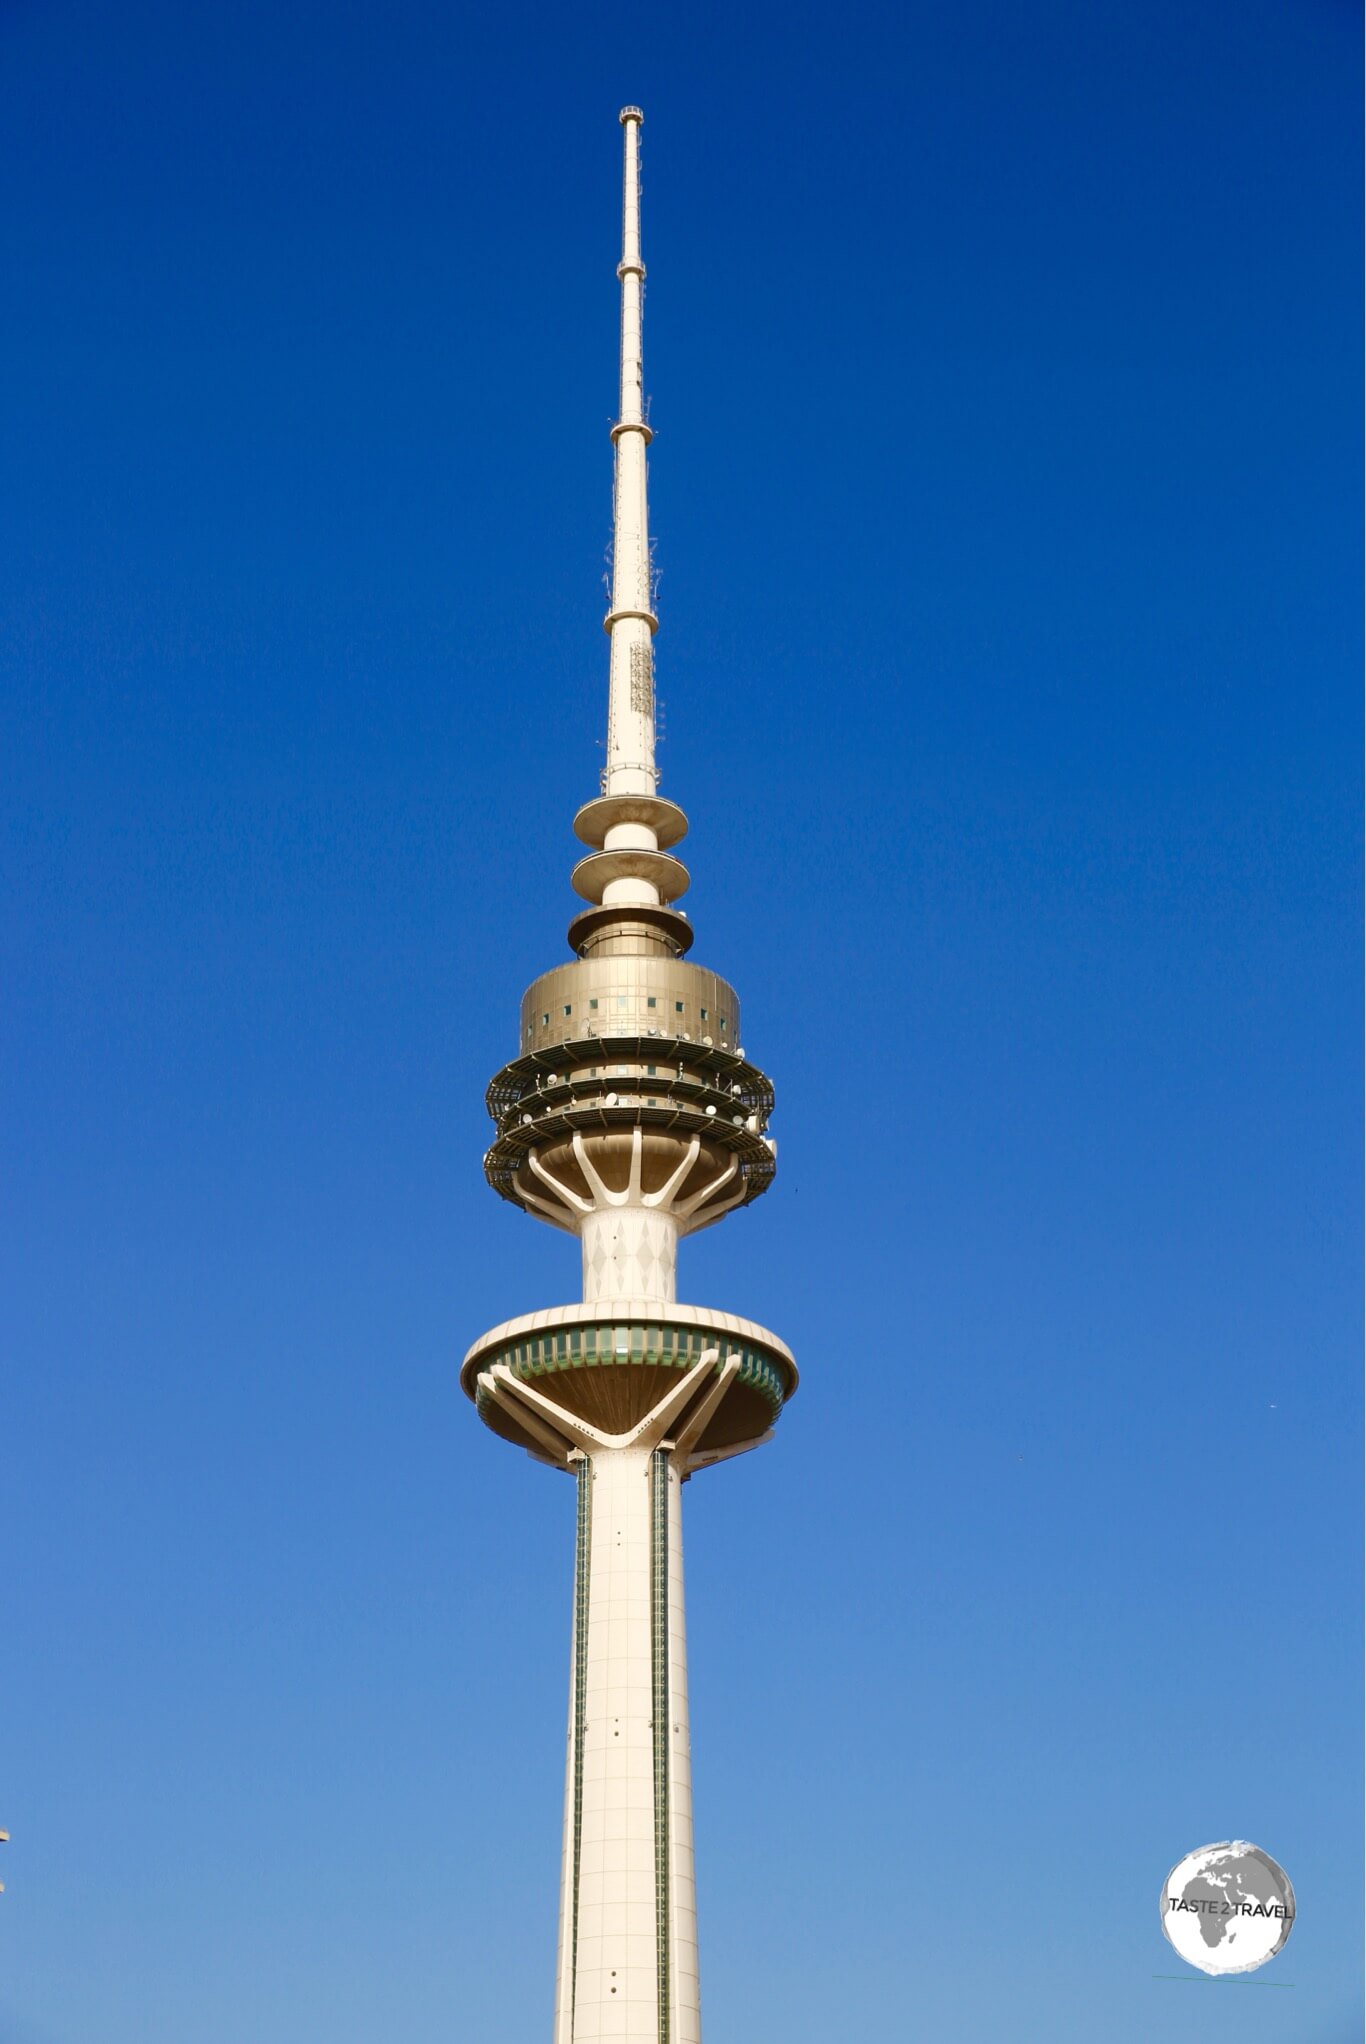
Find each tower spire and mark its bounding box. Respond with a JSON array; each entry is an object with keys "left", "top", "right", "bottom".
[
  {"left": 568, "top": 107, "right": 691, "bottom": 961},
  {"left": 605, "top": 106, "right": 656, "bottom": 796}
]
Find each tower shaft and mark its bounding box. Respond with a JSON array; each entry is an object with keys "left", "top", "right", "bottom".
[
  {"left": 554, "top": 1447, "right": 698, "bottom": 2044},
  {"left": 472, "top": 1339, "right": 783, "bottom": 2044}
]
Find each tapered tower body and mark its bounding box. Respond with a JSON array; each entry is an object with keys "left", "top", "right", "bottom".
[{"left": 463, "top": 108, "right": 796, "bottom": 2044}]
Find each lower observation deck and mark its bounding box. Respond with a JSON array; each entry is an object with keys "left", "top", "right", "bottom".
[{"left": 462, "top": 1300, "right": 797, "bottom": 1468}]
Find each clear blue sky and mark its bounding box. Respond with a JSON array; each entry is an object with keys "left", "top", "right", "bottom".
[{"left": 1, "top": 3, "right": 1359, "bottom": 2040}]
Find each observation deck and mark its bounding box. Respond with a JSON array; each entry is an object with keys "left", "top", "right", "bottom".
[{"left": 462, "top": 1299, "right": 796, "bottom": 1466}]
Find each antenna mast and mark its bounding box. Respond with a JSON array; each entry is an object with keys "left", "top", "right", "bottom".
[
  {"left": 566, "top": 108, "right": 692, "bottom": 963},
  {"left": 604, "top": 107, "right": 657, "bottom": 796}
]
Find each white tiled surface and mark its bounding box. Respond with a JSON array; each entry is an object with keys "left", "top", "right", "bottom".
[
  {"left": 557, "top": 1445, "right": 700, "bottom": 2044},
  {"left": 581, "top": 1207, "right": 679, "bottom": 1305},
  {"left": 554, "top": 1569, "right": 582, "bottom": 2044},
  {"left": 573, "top": 1447, "right": 654, "bottom": 2041},
  {"left": 665, "top": 1462, "right": 700, "bottom": 2043}
]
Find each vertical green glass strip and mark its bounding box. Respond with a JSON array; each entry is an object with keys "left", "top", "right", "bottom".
[
  {"left": 649, "top": 1449, "right": 671, "bottom": 2044},
  {"left": 570, "top": 1456, "right": 592, "bottom": 2026}
]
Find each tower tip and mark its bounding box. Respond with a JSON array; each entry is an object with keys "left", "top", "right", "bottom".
[{"left": 619, "top": 105, "right": 643, "bottom": 125}]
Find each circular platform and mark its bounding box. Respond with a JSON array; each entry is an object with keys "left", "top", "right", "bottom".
[
  {"left": 462, "top": 1299, "right": 797, "bottom": 1459},
  {"left": 570, "top": 848, "right": 690, "bottom": 904},
  {"left": 573, "top": 794, "right": 688, "bottom": 851}
]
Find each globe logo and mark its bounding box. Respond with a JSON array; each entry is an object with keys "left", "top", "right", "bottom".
[{"left": 1160, "top": 1840, "right": 1296, "bottom": 1976}]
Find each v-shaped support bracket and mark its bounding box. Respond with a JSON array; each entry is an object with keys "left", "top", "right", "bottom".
[{"left": 478, "top": 1346, "right": 750, "bottom": 1473}]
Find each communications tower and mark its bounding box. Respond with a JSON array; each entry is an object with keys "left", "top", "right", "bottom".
[{"left": 462, "top": 107, "right": 797, "bottom": 2044}]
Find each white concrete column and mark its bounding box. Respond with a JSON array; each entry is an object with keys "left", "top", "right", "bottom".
[
  {"left": 554, "top": 1640, "right": 578, "bottom": 2044},
  {"left": 555, "top": 1460, "right": 591, "bottom": 2044},
  {"left": 580, "top": 1205, "right": 678, "bottom": 1305},
  {"left": 664, "top": 1453, "right": 700, "bottom": 2043},
  {"left": 561, "top": 1444, "right": 700, "bottom": 2044},
  {"left": 572, "top": 1447, "right": 660, "bottom": 2043}
]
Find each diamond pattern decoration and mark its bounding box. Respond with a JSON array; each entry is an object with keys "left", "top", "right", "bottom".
[{"left": 582, "top": 1207, "right": 676, "bottom": 1304}]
